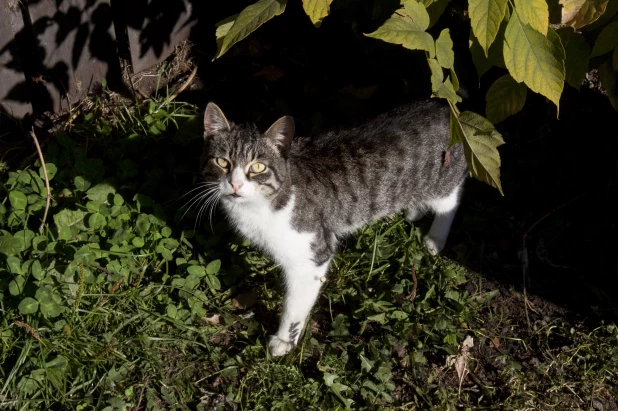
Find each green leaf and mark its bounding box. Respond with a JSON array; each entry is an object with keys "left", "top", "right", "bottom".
[
  {"left": 18, "top": 297, "right": 39, "bottom": 314},
  {"left": 74, "top": 176, "right": 91, "bottom": 191},
  {"left": 514, "top": 0, "right": 549, "bottom": 35},
  {"left": 113, "top": 194, "right": 124, "bottom": 206},
  {"left": 39, "top": 163, "right": 57, "bottom": 181},
  {"left": 14, "top": 230, "right": 35, "bottom": 249},
  {"left": 591, "top": 21, "right": 618, "bottom": 57},
  {"left": 9, "top": 191, "right": 27, "bottom": 210},
  {"left": 469, "top": 0, "right": 508, "bottom": 56},
  {"left": 31, "top": 260, "right": 43, "bottom": 280},
  {"left": 135, "top": 214, "right": 151, "bottom": 236},
  {"left": 503, "top": 14, "right": 565, "bottom": 109},
  {"left": 469, "top": 8, "right": 509, "bottom": 77},
  {"left": 161, "top": 227, "right": 172, "bottom": 237},
  {"left": 560, "top": 0, "right": 609, "bottom": 29},
  {"left": 206, "top": 260, "right": 221, "bottom": 275},
  {"left": 37, "top": 288, "right": 63, "bottom": 318},
  {"left": 132, "top": 237, "right": 145, "bottom": 248},
  {"left": 88, "top": 213, "right": 106, "bottom": 230},
  {"left": 184, "top": 274, "right": 201, "bottom": 290},
  {"left": 0, "top": 234, "right": 23, "bottom": 256},
  {"left": 187, "top": 265, "right": 206, "bottom": 277},
  {"left": 53, "top": 209, "right": 87, "bottom": 232},
  {"left": 486, "top": 74, "right": 527, "bottom": 123},
  {"left": 215, "top": 0, "right": 287, "bottom": 59},
  {"left": 215, "top": 14, "right": 237, "bottom": 52},
  {"left": 450, "top": 111, "right": 505, "bottom": 194},
  {"left": 9, "top": 277, "right": 26, "bottom": 295},
  {"left": 435, "top": 29, "right": 454, "bottom": 68},
  {"left": 559, "top": 29, "right": 590, "bottom": 90},
  {"left": 302, "top": 0, "right": 333, "bottom": 27},
  {"left": 86, "top": 182, "right": 116, "bottom": 203},
  {"left": 7, "top": 256, "right": 22, "bottom": 274},
  {"left": 205, "top": 275, "right": 222, "bottom": 290},
  {"left": 364, "top": 7, "right": 435, "bottom": 57}
]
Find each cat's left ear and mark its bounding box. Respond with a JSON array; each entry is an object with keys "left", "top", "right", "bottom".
[{"left": 265, "top": 116, "right": 295, "bottom": 155}]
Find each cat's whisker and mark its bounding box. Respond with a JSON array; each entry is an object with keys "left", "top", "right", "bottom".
[
  {"left": 165, "top": 182, "right": 215, "bottom": 205},
  {"left": 179, "top": 186, "right": 219, "bottom": 212},
  {"left": 206, "top": 192, "right": 222, "bottom": 233},
  {"left": 178, "top": 187, "right": 220, "bottom": 223},
  {"left": 197, "top": 190, "right": 221, "bottom": 232}
]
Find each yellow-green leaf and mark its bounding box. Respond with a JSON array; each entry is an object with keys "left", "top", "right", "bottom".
[
  {"left": 302, "top": 0, "right": 333, "bottom": 27},
  {"left": 503, "top": 13, "right": 565, "bottom": 109},
  {"left": 560, "top": 0, "right": 609, "bottom": 28},
  {"left": 591, "top": 21, "right": 618, "bottom": 57},
  {"left": 436, "top": 29, "right": 455, "bottom": 68},
  {"left": 469, "top": 8, "right": 509, "bottom": 77},
  {"left": 365, "top": 9, "right": 435, "bottom": 57},
  {"left": 469, "top": 0, "right": 508, "bottom": 56},
  {"left": 451, "top": 110, "right": 505, "bottom": 194},
  {"left": 559, "top": 28, "right": 590, "bottom": 90},
  {"left": 486, "top": 74, "right": 527, "bottom": 123},
  {"left": 402, "top": 0, "right": 430, "bottom": 30},
  {"left": 215, "top": 0, "right": 287, "bottom": 59},
  {"left": 514, "top": 0, "right": 549, "bottom": 35},
  {"left": 215, "top": 14, "right": 238, "bottom": 52}
]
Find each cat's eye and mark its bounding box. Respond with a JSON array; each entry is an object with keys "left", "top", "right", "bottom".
[
  {"left": 215, "top": 158, "right": 229, "bottom": 168},
  {"left": 250, "top": 162, "right": 267, "bottom": 173}
]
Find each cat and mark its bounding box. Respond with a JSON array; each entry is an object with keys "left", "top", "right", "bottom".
[{"left": 199, "top": 101, "right": 468, "bottom": 356}]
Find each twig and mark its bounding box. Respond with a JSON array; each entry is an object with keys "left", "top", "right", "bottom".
[
  {"left": 164, "top": 64, "right": 198, "bottom": 105},
  {"left": 30, "top": 129, "right": 51, "bottom": 232},
  {"left": 520, "top": 197, "right": 581, "bottom": 328},
  {"left": 410, "top": 260, "right": 418, "bottom": 301},
  {"left": 91, "top": 263, "right": 113, "bottom": 277}
]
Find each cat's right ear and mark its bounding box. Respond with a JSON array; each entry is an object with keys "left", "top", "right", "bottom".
[{"left": 204, "top": 103, "right": 230, "bottom": 138}]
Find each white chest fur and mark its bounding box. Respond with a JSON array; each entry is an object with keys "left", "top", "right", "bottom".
[{"left": 222, "top": 195, "right": 316, "bottom": 270}]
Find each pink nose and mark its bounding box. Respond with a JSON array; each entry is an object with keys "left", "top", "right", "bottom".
[{"left": 231, "top": 181, "right": 243, "bottom": 192}]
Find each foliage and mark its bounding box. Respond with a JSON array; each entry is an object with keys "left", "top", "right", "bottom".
[
  {"left": 1, "top": 83, "right": 617, "bottom": 409},
  {"left": 214, "top": 0, "right": 618, "bottom": 194}
]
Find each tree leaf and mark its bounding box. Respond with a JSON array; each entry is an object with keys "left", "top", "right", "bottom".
[
  {"left": 18, "top": 297, "right": 39, "bottom": 315},
  {"left": 559, "top": 29, "right": 590, "bottom": 90},
  {"left": 486, "top": 74, "right": 527, "bottom": 123},
  {"left": 591, "top": 21, "right": 618, "bottom": 57},
  {"left": 302, "top": 0, "right": 333, "bottom": 27},
  {"left": 514, "top": 0, "right": 549, "bottom": 35},
  {"left": 427, "top": 0, "right": 451, "bottom": 28},
  {"left": 560, "top": 0, "right": 609, "bottom": 28},
  {"left": 469, "top": 0, "right": 508, "bottom": 56},
  {"left": 503, "top": 13, "right": 565, "bottom": 109},
  {"left": 435, "top": 29, "right": 455, "bottom": 68},
  {"left": 402, "top": 0, "right": 430, "bottom": 30},
  {"left": 469, "top": 9, "right": 509, "bottom": 77},
  {"left": 365, "top": 8, "right": 435, "bottom": 57},
  {"left": 451, "top": 111, "right": 505, "bottom": 194},
  {"left": 9, "top": 191, "right": 27, "bottom": 210},
  {"left": 215, "top": 0, "right": 287, "bottom": 59}
]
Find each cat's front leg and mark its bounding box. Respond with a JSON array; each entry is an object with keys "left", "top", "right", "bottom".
[{"left": 269, "top": 259, "right": 331, "bottom": 356}]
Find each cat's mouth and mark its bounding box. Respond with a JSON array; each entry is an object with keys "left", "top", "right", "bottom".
[{"left": 229, "top": 193, "right": 241, "bottom": 198}]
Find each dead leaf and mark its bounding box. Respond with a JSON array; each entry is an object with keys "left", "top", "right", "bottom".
[
  {"left": 490, "top": 336, "right": 501, "bottom": 349},
  {"left": 232, "top": 291, "right": 258, "bottom": 310},
  {"left": 445, "top": 335, "right": 474, "bottom": 398}
]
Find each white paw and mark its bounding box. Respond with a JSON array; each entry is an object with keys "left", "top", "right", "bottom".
[
  {"left": 423, "top": 236, "right": 444, "bottom": 255},
  {"left": 268, "top": 335, "right": 295, "bottom": 357}
]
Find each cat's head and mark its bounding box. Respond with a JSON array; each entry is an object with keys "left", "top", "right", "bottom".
[{"left": 200, "top": 103, "right": 294, "bottom": 205}]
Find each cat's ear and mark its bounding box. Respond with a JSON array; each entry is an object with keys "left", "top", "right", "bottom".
[
  {"left": 204, "top": 103, "right": 230, "bottom": 137},
  {"left": 265, "top": 116, "right": 295, "bottom": 155}
]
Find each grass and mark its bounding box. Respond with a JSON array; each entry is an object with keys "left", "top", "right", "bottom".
[{"left": 0, "top": 85, "right": 617, "bottom": 410}]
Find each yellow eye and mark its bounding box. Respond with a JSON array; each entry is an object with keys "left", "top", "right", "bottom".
[
  {"left": 215, "top": 158, "right": 229, "bottom": 168},
  {"left": 250, "top": 162, "right": 266, "bottom": 173}
]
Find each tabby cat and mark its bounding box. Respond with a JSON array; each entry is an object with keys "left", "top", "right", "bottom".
[{"left": 199, "top": 101, "right": 467, "bottom": 356}]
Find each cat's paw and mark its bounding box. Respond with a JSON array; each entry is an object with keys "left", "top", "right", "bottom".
[
  {"left": 423, "top": 236, "right": 444, "bottom": 255},
  {"left": 268, "top": 335, "right": 295, "bottom": 357}
]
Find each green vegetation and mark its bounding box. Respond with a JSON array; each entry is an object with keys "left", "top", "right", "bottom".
[{"left": 1, "top": 86, "right": 617, "bottom": 409}]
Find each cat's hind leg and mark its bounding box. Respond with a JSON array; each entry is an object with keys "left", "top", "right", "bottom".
[{"left": 424, "top": 183, "right": 463, "bottom": 255}]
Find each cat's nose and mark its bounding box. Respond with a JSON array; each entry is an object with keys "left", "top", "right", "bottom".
[{"left": 231, "top": 181, "right": 243, "bottom": 192}]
